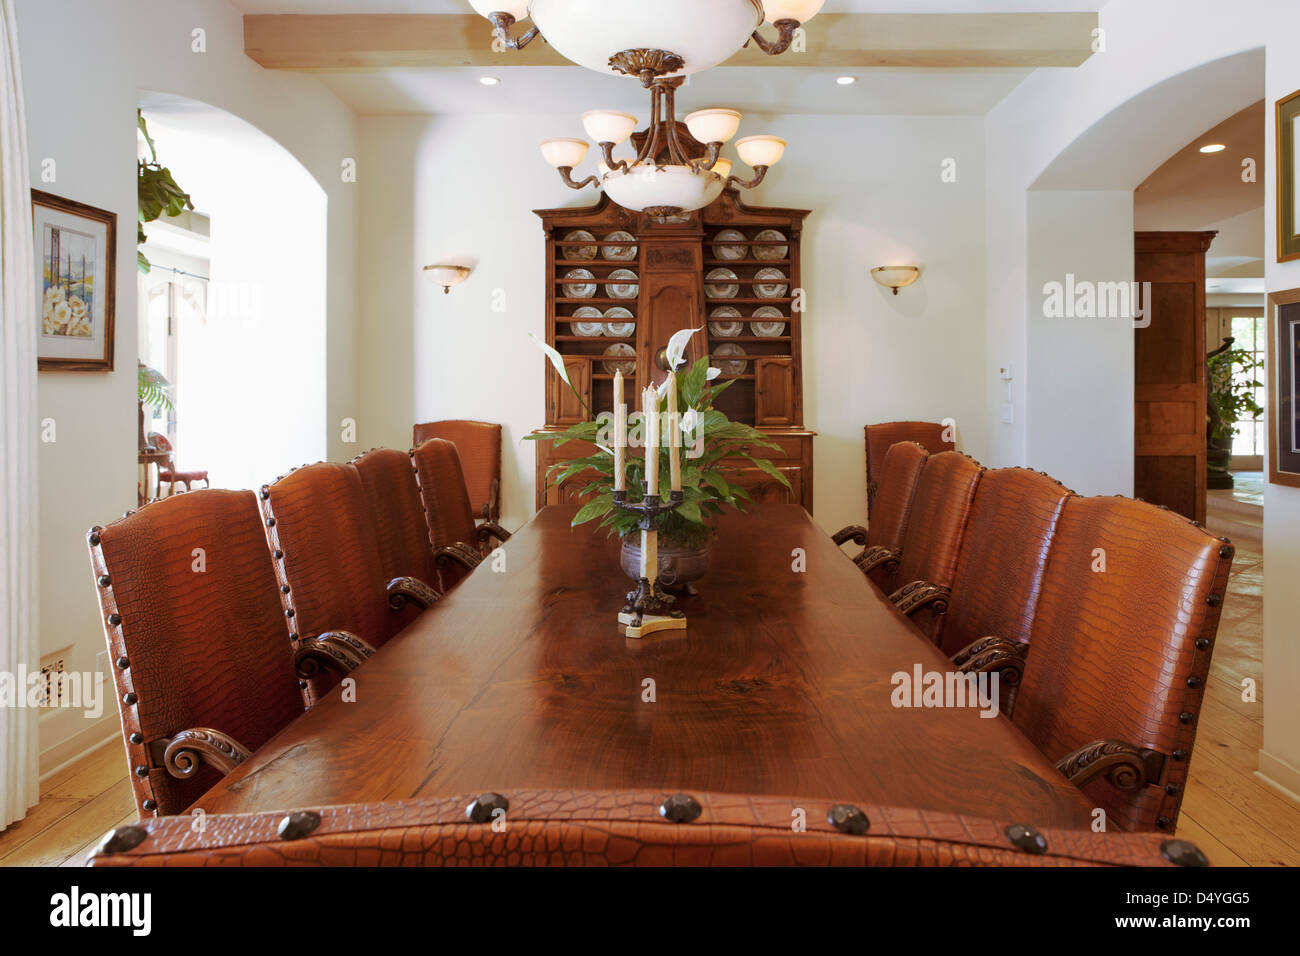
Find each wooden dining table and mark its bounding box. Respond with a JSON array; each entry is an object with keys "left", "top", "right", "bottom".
[{"left": 193, "top": 504, "right": 1096, "bottom": 827}]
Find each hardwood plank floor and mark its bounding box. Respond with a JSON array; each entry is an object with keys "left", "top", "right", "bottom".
[{"left": 1, "top": 540, "right": 1291, "bottom": 867}]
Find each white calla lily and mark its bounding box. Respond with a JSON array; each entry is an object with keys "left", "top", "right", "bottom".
[
  {"left": 529, "top": 332, "right": 571, "bottom": 387},
  {"left": 664, "top": 326, "right": 702, "bottom": 372},
  {"left": 680, "top": 407, "right": 700, "bottom": 433},
  {"left": 706, "top": 366, "right": 722, "bottom": 381}
]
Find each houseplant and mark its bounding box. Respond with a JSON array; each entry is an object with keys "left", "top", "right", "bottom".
[
  {"left": 1206, "top": 337, "right": 1263, "bottom": 489},
  {"left": 137, "top": 110, "right": 194, "bottom": 273},
  {"left": 527, "top": 328, "right": 789, "bottom": 589},
  {"left": 137, "top": 362, "right": 173, "bottom": 452}
]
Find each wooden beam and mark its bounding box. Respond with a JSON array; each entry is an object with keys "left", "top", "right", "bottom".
[{"left": 243, "top": 12, "right": 1097, "bottom": 72}]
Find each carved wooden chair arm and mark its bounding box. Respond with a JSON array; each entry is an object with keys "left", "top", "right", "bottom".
[
  {"left": 476, "top": 521, "right": 512, "bottom": 549},
  {"left": 156, "top": 728, "right": 251, "bottom": 779},
  {"left": 294, "top": 630, "right": 376, "bottom": 680},
  {"left": 854, "top": 545, "right": 900, "bottom": 576},
  {"left": 832, "top": 525, "right": 868, "bottom": 547},
  {"left": 951, "top": 635, "right": 1011, "bottom": 667},
  {"left": 1056, "top": 740, "right": 1166, "bottom": 793},
  {"left": 889, "top": 580, "right": 952, "bottom": 616},
  {"left": 436, "top": 541, "right": 485, "bottom": 571},
  {"left": 955, "top": 639, "right": 1028, "bottom": 686},
  {"left": 387, "top": 576, "right": 443, "bottom": 611}
]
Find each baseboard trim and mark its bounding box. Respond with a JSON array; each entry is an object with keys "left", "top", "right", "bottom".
[
  {"left": 1256, "top": 749, "right": 1300, "bottom": 808},
  {"left": 39, "top": 716, "right": 119, "bottom": 782}
]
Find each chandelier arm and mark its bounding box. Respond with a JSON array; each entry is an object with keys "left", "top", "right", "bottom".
[
  {"left": 725, "top": 165, "right": 769, "bottom": 190},
  {"left": 749, "top": 19, "right": 801, "bottom": 56},
  {"left": 641, "top": 86, "right": 664, "bottom": 169},
  {"left": 556, "top": 166, "right": 600, "bottom": 191},
  {"left": 662, "top": 84, "right": 688, "bottom": 167},
  {"left": 488, "top": 13, "right": 540, "bottom": 51},
  {"left": 690, "top": 142, "right": 723, "bottom": 174},
  {"left": 599, "top": 141, "right": 631, "bottom": 174}
]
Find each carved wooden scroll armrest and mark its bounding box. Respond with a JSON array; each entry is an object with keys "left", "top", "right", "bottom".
[
  {"left": 1056, "top": 740, "right": 1166, "bottom": 793},
  {"left": 476, "top": 521, "right": 512, "bottom": 549},
  {"left": 158, "top": 728, "right": 251, "bottom": 779},
  {"left": 485, "top": 477, "right": 501, "bottom": 523},
  {"left": 951, "top": 635, "right": 1009, "bottom": 667},
  {"left": 436, "top": 541, "right": 484, "bottom": 571},
  {"left": 889, "top": 580, "right": 952, "bottom": 616},
  {"left": 854, "top": 545, "right": 900, "bottom": 576},
  {"left": 832, "top": 525, "right": 868, "bottom": 547},
  {"left": 294, "top": 630, "right": 376, "bottom": 680},
  {"left": 867, "top": 479, "right": 879, "bottom": 506},
  {"left": 387, "top": 576, "right": 443, "bottom": 611},
  {"left": 955, "top": 639, "right": 1028, "bottom": 686}
]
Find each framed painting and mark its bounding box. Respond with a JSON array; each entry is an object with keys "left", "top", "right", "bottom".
[
  {"left": 1277, "top": 90, "right": 1300, "bottom": 262},
  {"left": 1267, "top": 288, "right": 1300, "bottom": 488},
  {"left": 33, "top": 189, "right": 116, "bottom": 370}
]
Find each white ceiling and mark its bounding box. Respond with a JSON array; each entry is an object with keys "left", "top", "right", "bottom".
[{"left": 228, "top": 1, "right": 1106, "bottom": 14}]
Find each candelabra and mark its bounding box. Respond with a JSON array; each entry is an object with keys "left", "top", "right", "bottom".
[{"left": 612, "top": 485, "right": 687, "bottom": 639}]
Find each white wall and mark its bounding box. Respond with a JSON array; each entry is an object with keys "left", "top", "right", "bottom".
[
  {"left": 358, "top": 112, "right": 988, "bottom": 538},
  {"left": 17, "top": 0, "right": 358, "bottom": 768}
]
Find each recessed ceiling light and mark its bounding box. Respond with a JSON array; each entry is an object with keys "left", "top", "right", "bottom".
[
  {"left": 1199, "top": 143, "right": 1226, "bottom": 153},
  {"left": 480, "top": 76, "right": 500, "bottom": 86},
  {"left": 836, "top": 76, "right": 856, "bottom": 85}
]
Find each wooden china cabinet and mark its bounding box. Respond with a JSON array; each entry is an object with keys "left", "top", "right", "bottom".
[{"left": 532, "top": 188, "right": 815, "bottom": 511}]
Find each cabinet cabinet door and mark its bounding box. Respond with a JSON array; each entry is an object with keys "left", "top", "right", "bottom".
[
  {"left": 551, "top": 358, "right": 590, "bottom": 425},
  {"left": 755, "top": 357, "right": 796, "bottom": 426},
  {"left": 729, "top": 465, "right": 802, "bottom": 505}
]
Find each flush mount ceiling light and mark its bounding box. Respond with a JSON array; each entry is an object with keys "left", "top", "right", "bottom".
[
  {"left": 479, "top": 76, "right": 501, "bottom": 86},
  {"left": 1199, "top": 143, "right": 1226, "bottom": 153},
  {"left": 467, "top": 0, "right": 826, "bottom": 75},
  {"left": 871, "top": 266, "right": 920, "bottom": 295},
  {"left": 540, "top": 77, "right": 784, "bottom": 222},
  {"left": 836, "top": 76, "right": 856, "bottom": 85},
  {"left": 423, "top": 264, "right": 472, "bottom": 294}
]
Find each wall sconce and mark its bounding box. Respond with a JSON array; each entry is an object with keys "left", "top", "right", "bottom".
[
  {"left": 423, "top": 264, "right": 471, "bottom": 294},
  {"left": 871, "top": 265, "right": 920, "bottom": 295}
]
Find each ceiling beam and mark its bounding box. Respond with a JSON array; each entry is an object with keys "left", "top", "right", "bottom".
[{"left": 243, "top": 12, "right": 1098, "bottom": 72}]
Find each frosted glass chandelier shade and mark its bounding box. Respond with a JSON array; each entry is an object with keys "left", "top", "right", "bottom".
[
  {"left": 469, "top": 0, "right": 529, "bottom": 20},
  {"left": 763, "top": 0, "right": 825, "bottom": 23},
  {"left": 735, "top": 135, "right": 786, "bottom": 167},
  {"left": 582, "top": 110, "right": 638, "bottom": 145},
  {"left": 601, "top": 164, "right": 726, "bottom": 214},
  {"left": 539, "top": 138, "right": 590, "bottom": 168},
  {"left": 685, "top": 108, "right": 743, "bottom": 144}
]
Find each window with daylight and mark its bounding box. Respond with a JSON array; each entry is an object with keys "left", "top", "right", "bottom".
[{"left": 1228, "top": 311, "right": 1266, "bottom": 458}]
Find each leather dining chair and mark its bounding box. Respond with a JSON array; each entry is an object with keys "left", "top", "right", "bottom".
[
  {"left": 864, "top": 421, "right": 954, "bottom": 514},
  {"left": 412, "top": 438, "right": 511, "bottom": 591},
  {"left": 86, "top": 789, "right": 1212, "bottom": 867},
  {"left": 260, "top": 462, "right": 428, "bottom": 704},
  {"left": 989, "top": 496, "right": 1234, "bottom": 833},
  {"left": 834, "top": 440, "right": 928, "bottom": 590},
  {"left": 87, "top": 490, "right": 304, "bottom": 817},
  {"left": 412, "top": 419, "right": 503, "bottom": 523},
  {"left": 351, "top": 447, "right": 443, "bottom": 627},
  {"left": 939, "top": 468, "right": 1074, "bottom": 661},
  {"left": 882, "top": 452, "right": 984, "bottom": 643},
  {"left": 146, "top": 431, "right": 210, "bottom": 496}
]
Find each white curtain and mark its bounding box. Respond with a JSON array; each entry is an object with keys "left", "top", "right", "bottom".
[{"left": 0, "top": 0, "right": 39, "bottom": 830}]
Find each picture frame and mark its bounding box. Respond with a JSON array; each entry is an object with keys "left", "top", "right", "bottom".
[
  {"left": 1267, "top": 287, "right": 1300, "bottom": 488},
  {"left": 1277, "top": 90, "right": 1300, "bottom": 262},
  {"left": 33, "top": 189, "right": 116, "bottom": 370}
]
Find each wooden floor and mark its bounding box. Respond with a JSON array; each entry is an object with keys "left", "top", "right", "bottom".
[{"left": 1, "top": 539, "right": 1293, "bottom": 866}]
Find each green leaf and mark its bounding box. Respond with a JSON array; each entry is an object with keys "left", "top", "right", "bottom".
[{"left": 572, "top": 493, "right": 614, "bottom": 527}]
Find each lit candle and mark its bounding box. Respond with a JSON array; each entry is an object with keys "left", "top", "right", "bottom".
[
  {"left": 667, "top": 373, "right": 681, "bottom": 492},
  {"left": 644, "top": 385, "right": 659, "bottom": 496},
  {"left": 613, "top": 369, "right": 626, "bottom": 492}
]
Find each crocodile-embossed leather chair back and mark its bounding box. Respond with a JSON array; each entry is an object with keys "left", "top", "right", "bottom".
[
  {"left": 413, "top": 420, "right": 503, "bottom": 522},
  {"left": 352, "top": 447, "right": 437, "bottom": 624},
  {"left": 86, "top": 789, "right": 1211, "bottom": 867},
  {"left": 260, "top": 462, "right": 396, "bottom": 701},
  {"left": 87, "top": 490, "right": 303, "bottom": 817},
  {"left": 412, "top": 438, "right": 481, "bottom": 588},
  {"left": 1013, "top": 496, "right": 1234, "bottom": 833},
  {"left": 891, "top": 452, "right": 984, "bottom": 596},
  {"left": 866, "top": 441, "right": 928, "bottom": 552},
  {"left": 866, "top": 421, "right": 954, "bottom": 513},
  {"left": 938, "top": 468, "right": 1074, "bottom": 657}
]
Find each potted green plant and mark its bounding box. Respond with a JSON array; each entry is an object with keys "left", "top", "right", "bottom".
[
  {"left": 137, "top": 361, "right": 173, "bottom": 452},
  {"left": 1206, "top": 337, "right": 1263, "bottom": 490},
  {"left": 137, "top": 110, "right": 194, "bottom": 273},
  {"left": 527, "top": 328, "right": 789, "bottom": 590}
]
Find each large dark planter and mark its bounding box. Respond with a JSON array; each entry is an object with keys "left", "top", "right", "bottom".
[
  {"left": 620, "top": 537, "right": 710, "bottom": 592},
  {"left": 1207, "top": 433, "right": 1234, "bottom": 490}
]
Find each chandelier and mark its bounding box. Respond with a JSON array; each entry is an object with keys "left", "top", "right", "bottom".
[{"left": 467, "top": 1, "right": 827, "bottom": 71}]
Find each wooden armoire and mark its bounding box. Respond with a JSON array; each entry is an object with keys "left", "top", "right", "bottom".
[{"left": 532, "top": 189, "right": 815, "bottom": 511}]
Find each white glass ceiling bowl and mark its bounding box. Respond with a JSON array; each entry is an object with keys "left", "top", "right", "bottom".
[
  {"left": 601, "top": 165, "right": 725, "bottom": 214},
  {"left": 528, "top": 0, "right": 763, "bottom": 77}
]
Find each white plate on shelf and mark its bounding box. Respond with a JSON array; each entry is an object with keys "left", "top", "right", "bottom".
[
  {"left": 605, "top": 268, "right": 639, "bottom": 299},
  {"left": 601, "top": 231, "right": 637, "bottom": 261},
  {"left": 713, "top": 343, "right": 748, "bottom": 375},
  {"left": 704, "top": 267, "right": 740, "bottom": 299},
  {"left": 602, "top": 307, "right": 635, "bottom": 337},
  {"left": 711, "top": 229, "right": 749, "bottom": 261},
  {"left": 563, "top": 230, "right": 597, "bottom": 260},
  {"left": 753, "top": 267, "right": 788, "bottom": 298},
  {"left": 562, "top": 268, "right": 597, "bottom": 298},
  {"left": 709, "top": 306, "right": 743, "bottom": 337},
  {"left": 602, "top": 342, "right": 636, "bottom": 376},
  {"left": 753, "top": 229, "right": 788, "bottom": 260},
  {"left": 750, "top": 306, "right": 786, "bottom": 337},
  {"left": 570, "top": 306, "right": 604, "bottom": 337}
]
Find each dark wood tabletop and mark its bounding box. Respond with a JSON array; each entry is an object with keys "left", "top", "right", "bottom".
[{"left": 193, "top": 504, "right": 1096, "bottom": 827}]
